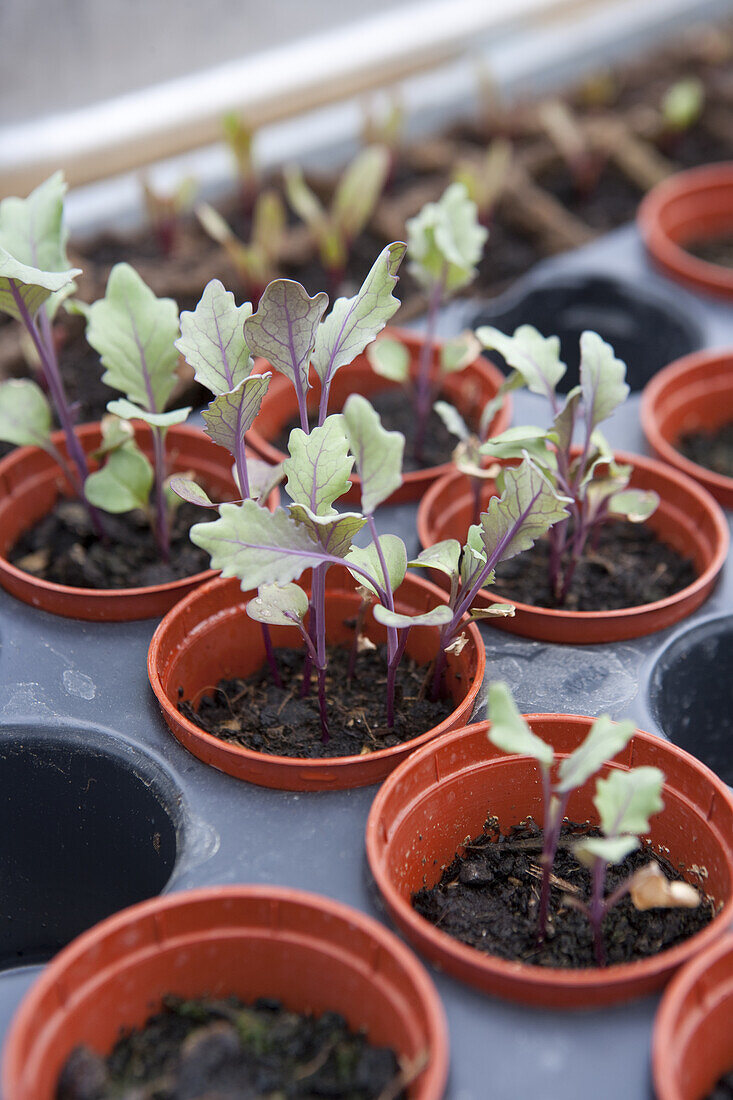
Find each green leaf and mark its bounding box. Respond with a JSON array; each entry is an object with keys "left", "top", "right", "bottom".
[
  {"left": 474, "top": 457, "right": 570, "bottom": 566},
  {"left": 477, "top": 324, "right": 566, "bottom": 400},
  {"left": 593, "top": 766, "right": 665, "bottom": 838},
  {"left": 310, "top": 243, "right": 406, "bottom": 386},
  {"left": 607, "top": 488, "right": 659, "bottom": 523},
  {"left": 0, "top": 172, "right": 77, "bottom": 320},
  {"left": 84, "top": 445, "right": 154, "bottom": 513},
  {"left": 168, "top": 476, "right": 216, "bottom": 508},
  {"left": 288, "top": 504, "right": 366, "bottom": 556},
  {"left": 366, "top": 336, "right": 410, "bottom": 383},
  {"left": 662, "top": 77, "right": 704, "bottom": 132},
  {"left": 479, "top": 425, "right": 551, "bottom": 464},
  {"left": 176, "top": 279, "right": 254, "bottom": 395},
  {"left": 556, "top": 715, "right": 636, "bottom": 795},
  {"left": 461, "top": 537, "right": 490, "bottom": 588},
  {"left": 246, "top": 582, "right": 308, "bottom": 627},
  {"left": 84, "top": 263, "right": 180, "bottom": 412},
  {"left": 574, "top": 835, "right": 640, "bottom": 868},
  {"left": 406, "top": 182, "right": 487, "bottom": 297},
  {"left": 341, "top": 393, "right": 403, "bottom": 514},
  {"left": 469, "top": 603, "right": 515, "bottom": 619},
  {"left": 283, "top": 165, "right": 327, "bottom": 233},
  {"left": 283, "top": 416, "right": 353, "bottom": 515},
  {"left": 247, "top": 458, "right": 285, "bottom": 503},
  {"left": 346, "top": 534, "right": 407, "bottom": 597},
  {"left": 106, "top": 398, "right": 191, "bottom": 429},
  {"left": 479, "top": 371, "right": 523, "bottom": 439},
  {"left": 434, "top": 400, "right": 470, "bottom": 442},
  {"left": 190, "top": 499, "right": 339, "bottom": 589},
  {"left": 440, "top": 332, "right": 481, "bottom": 374},
  {"left": 332, "top": 145, "right": 390, "bottom": 242},
  {"left": 90, "top": 414, "right": 136, "bottom": 459},
  {"left": 0, "top": 378, "right": 52, "bottom": 448},
  {"left": 552, "top": 387, "right": 581, "bottom": 453},
  {"left": 244, "top": 279, "right": 328, "bottom": 400},
  {"left": 373, "top": 603, "right": 452, "bottom": 630},
  {"left": 579, "top": 331, "right": 629, "bottom": 432},
  {"left": 486, "top": 682, "right": 554, "bottom": 767},
  {"left": 408, "top": 540, "right": 461, "bottom": 579},
  {"left": 202, "top": 375, "right": 271, "bottom": 456},
  {"left": 0, "top": 249, "right": 80, "bottom": 321}
]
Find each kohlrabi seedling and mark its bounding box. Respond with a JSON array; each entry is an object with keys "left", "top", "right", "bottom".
[
  {"left": 452, "top": 138, "right": 513, "bottom": 226},
  {"left": 196, "top": 193, "right": 286, "bottom": 306},
  {"left": 367, "top": 182, "right": 487, "bottom": 464},
  {"left": 476, "top": 325, "right": 660, "bottom": 605},
  {"left": 284, "top": 146, "right": 390, "bottom": 294},
  {"left": 486, "top": 682, "right": 699, "bottom": 962}
]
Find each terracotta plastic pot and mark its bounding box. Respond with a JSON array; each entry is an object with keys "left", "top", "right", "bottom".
[
  {"left": 2, "top": 885, "right": 449, "bottom": 1100},
  {"left": 0, "top": 423, "right": 277, "bottom": 622},
  {"left": 653, "top": 933, "right": 733, "bottom": 1100},
  {"left": 416, "top": 449, "right": 728, "bottom": 644},
  {"left": 642, "top": 348, "right": 733, "bottom": 509},
  {"left": 366, "top": 717, "right": 733, "bottom": 1009},
  {"left": 638, "top": 163, "right": 733, "bottom": 300},
  {"left": 148, "top": 566, "right": 485, "bottom": 791},
  {"left": 245, "top": 328, "right": 511, "bottom": 504}
]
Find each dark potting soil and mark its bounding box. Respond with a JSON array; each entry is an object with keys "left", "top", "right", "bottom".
[
  {"left": 684, "top": 233, "right": 733, "bottom": 269},
  {"left": 493, "top": 519, "right": 696, "bottom": 612},
  {"left": 706, "top": 1069, "right": 733, "bottom": 1100},
  {"left": 56, "top": 995, "right": 406, "bottom": 1100},
  {"left": 274, "top": 388, "right": 466, "bottom": 473},
  {"left": 537, "top": 160, "right": 643, "bottom": 232},
  {"left": 678, "top": 420, "right": 733, "bottom": 478},
  {"left": 179, "top": 645, "right": 454, "bottom": 759},
  {"left": 9, "top": 500, "right": 212, "bottom": 589},
  {"left": 412, "top": 818, "right": 714, "bottom": 969}
]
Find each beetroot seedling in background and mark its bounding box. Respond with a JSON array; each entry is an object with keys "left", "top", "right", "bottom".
[
  {"left": 222, "top": 111, "right": 259, "bottom": 219},
  {"left": 284, "top": 145, "right": 390, "bottom": 296},
  {"left": 452, "top": 138, "right": 513, "bottom": 226},
  {"left": 196, "top": 192, "right": 286, "bottom": 306},
  {"left": 367, "top": 183, "right": 487, "bottom": 464},
  {"left": 477, "top": 325, "right": 659, "bottom": 605},
  {"left": 141, "top": 175, "right": 197, "bottom": 258},
  {"left": 486, "top": 683, "right": 699, "bottom": 963}
]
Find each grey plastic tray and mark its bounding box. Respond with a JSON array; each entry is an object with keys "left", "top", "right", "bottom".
[{"left": 0, "top": 222, "right": 731, "bottom": 1100}]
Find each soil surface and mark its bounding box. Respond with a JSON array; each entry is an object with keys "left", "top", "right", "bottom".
[
  {"left": 273, "top": 387, "right": 468, "bottom": 473},
  {"left": 9, "top": 500, "right": 212, "bottom": 589},
  {"left": 707, "top": 1069, "right": 733, "bottom": 1100},
  {"left": 678, "top": 421, "right": 733, "bottom": 478},
  {"left": 412, "top": 818, "right": 714, "bottom": 969},
  {"left": 179, "top": 644, "right": 454, "bottom": 759},
  {"left": 493, "top": 519, "right": 696, "bottom": 611},
  {"left": 56, "top": 995, "right": 406, "bottom": 1100},
  {"left": 684, "top": 233, "right": 733, "bottom": 268}
]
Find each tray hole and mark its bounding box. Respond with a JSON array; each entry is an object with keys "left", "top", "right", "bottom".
[
  {"left": 0, "top": 727, "right": 179, "bottom": 970},
  {"left": 649, "top": 617, "right": 733, "bottom": 785},
  {"left": 474, "top": 274, "right": 701, "bottom": 392}
]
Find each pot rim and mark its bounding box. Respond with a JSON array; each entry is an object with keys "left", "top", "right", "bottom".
[
  {"left": 147, "top": 570, "right": 486, "bottom": 787},
  {"left": 638, "top": 162, "right": 733, "bottom": 299},
  {"left": 417, "top": 447, "right": 729, "bottom": 627},
  {"left": 641, "top": 347, "right": 733, "bottom": 499},
  {"left": 652, "top": 931, "right": 733, "bottom": 1100},
  {"left": 366, "top": 716, "right": 733, "bottom": 1004},
  {"left": 2, "top": 884, "right": 450, "bottom": 1100}
]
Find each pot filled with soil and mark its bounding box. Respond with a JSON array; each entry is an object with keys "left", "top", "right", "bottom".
[
  {"left": 2, "top": 885, "right": 449, "bottom": 1100},
  {"left": 245, "top": 328, "right": 511, "bottom": 505},
  {"left": 641, "top": 348, "right": 733, "bottom": 508},
  {"left": 0, "top": 423, "right": 274, "bottom": 621},
  {"left": 416, "top": 448, "right": 728, "bottom": 643},
  {"left": 638, "top": 163, "right": 733, "bottom": 300},
  {"left": 148, "top": 566, "right": 485, "bottom": 791},
  {"left": 366, "top": 714, "right": 733, "bottom": 1008},
  {"left": 653, "top": 933, "right": 733, "bottom": 1100}
]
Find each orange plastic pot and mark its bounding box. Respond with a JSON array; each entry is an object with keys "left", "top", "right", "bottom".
[
  {"left": 642, "top": 348, "right": 733, "bottom": 509},
  {"left": 148, "top": 566, "right": 485, "bottom": 791},
  {"left": 653, "top": 933, "right": 733, "bottom": 1100},
  {"left": 416, "top": 449, "right": 728, "bottom": 644},
  {"left": 245, "top": 328, "right": 511, "bottom": 504},
  {"left": 366, "top": 717, "right": 733, "bottom": 1009},
  {"left": 2, "top": 885, "right": 449, "bottom": 1100},
  {"left": 638, "top": 163, "right": 733, "bottom": 300},
  {"left": 0, "top": 423, "right": 277, "bottom": 621}
]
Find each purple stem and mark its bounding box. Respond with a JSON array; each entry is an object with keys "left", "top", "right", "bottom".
[
  {"left": 588, "top": 857, "right": 608, "bottom": 967},
  {"left": 260, "top": 624, "right": 282, "bottom": 687},
  {"left": 151, "top": 427, "right": 170, "bottom": 562},
  {"left": 386, "top": 628, "right": 409, "bottom": 729},
  {"left": 211, "top": 305, "right": 251, "bottom": 499},
  {"left": 366, "top": 516, "right": 401, "bottom": 726},
  {"left": 430, "top": 644, "right": 447, "bottom": 702},
  {"left": 311, "top": 564, "right": 330, "bottom": 742},
  {"left": 536, "top": 783, "right": 570, "bottom": 945},
  {"left": 413, "top": 273, "right": 445, "bottom": 464}
]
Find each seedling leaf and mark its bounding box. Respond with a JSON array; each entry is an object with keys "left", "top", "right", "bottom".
[
  {"left": 373, "top": 603, "right": 452, "bottom": 629},
  {"left": 434, "top": 400, "right": 470, "bottom": 442},
  {"left": 574, "top": 835, "right": 639, "bottom": 867},
  {"left": 408, "top": 540, "right": 461, "bottom": 579},
  {"left": 406, "top": 182, "right": 487, "bottom": 295},
  {"left": 84, "top": 445, "right": 154, "bottom": 513},
  {"left": 168, "top": 476, "right": 216, "bottom": 508},
  {"left": 593, "top": 766, "right": 665, "bottom": 838},
  {"left": 106, "top": 398, "right": 191, "bottom": 429},
  {"left": 0, "top": 250, "right": 79, "bottom": 321},
  {"left": 341, "top": 393, "right": 403, "bottom": 514},
  {"left": 475, "top": 457, "right": 570, "bottom": 565},
  {"left": 366, "top": 336, "right": 410, "bottom": 383},
  {"left": 440, "top": 331, "right": 482, "bottom": 373},
  {"left": 247, "top": 582, "right": 309, "bottom": 627},
  {"left": 487, "top": 682, "right": 554, "bottom": 767},
  {"left": 346, "top": 535, "right": 407, "bottom": 596},
  {"left": 283, "top": 418, "right": 353, "bottom": 515},
  {"left": 556, "top": 715, "right": 636, "bottom": 794},
  {"left": 477, "top": 324, "right": 566, "bottom": 399},
  {"left": 201, "top": 375, "right": 271, "bottom": 455},
  {"left": 244, "top": 279, "right": 328, "bottom": 397},
  {"left": 580, "top": 331, "right": 629, "bottom": 431},
  {"left": 0, "top": 379, "right": 52, "bottom": 448},
  {"left": 176, "top": 280, "right": 254, "bottom": 394},
  {"left": 332, "top": 145, "right": 390, "bottom": 242},
  {"left": 288, "top": 504, "right": 366, "bottom": 556},
  {"left": 607, "top": 488, "right": 659, "bottom": 523}
]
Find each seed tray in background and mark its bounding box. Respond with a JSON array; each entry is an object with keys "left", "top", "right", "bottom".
[{"left": 0, "top": 221, "right": 731, "bottom": 1100}]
